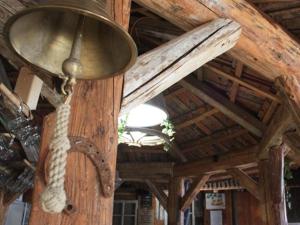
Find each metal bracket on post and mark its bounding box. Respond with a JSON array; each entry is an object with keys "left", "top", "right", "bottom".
[
  {"left": 68, "top": 136, "right": 114, "bottom": 197},
  {"left": 44, "top": 136, "right": 114, "bottom": 198}
]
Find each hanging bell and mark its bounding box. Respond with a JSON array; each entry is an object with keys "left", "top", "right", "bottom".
[{"left": 4, "top": 0, "right": 137, "bottom": 80}]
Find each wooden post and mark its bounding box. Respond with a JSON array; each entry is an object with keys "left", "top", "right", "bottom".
[
  {"left": 28, "top": 1, "right": 131, "bottom": 225},
  {"left": 259, "top": 145, "right": 288, "bottom": 225},
  {"left": 0, "top": 191, "right": 8, "bottom": 225},
  {"left": 167, "top": 178, "right": 183, "bottom": 225}
]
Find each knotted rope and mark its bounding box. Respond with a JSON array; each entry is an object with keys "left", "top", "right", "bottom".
[{"left": 40, "top": 96, "right": 72, "bottom": 213}]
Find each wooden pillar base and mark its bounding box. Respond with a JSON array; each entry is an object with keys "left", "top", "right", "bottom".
[
  {"left": 259, "top": 145, "right": 288, "bottom": 225},
  {"left": 167, "top": 177, "right": 183, "bottom": 225}
]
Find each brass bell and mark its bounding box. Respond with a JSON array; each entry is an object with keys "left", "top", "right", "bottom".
[{"left": 4, "top": 0, "right": 137, "bottom": 80}]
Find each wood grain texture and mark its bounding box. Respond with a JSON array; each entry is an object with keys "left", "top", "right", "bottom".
[
  {"left": 29, "top": 0, "right": 131, "bottom": 225},
  {"left": 258, "top": 105, "right": 293, "bottom": 159},
  {"left": 259, "top": 145, "right": 288, "bottom": 225},
  {"left": 180, "top": 77, "right": 265, "bottom": 137},
  {"left": 121, "top": 18, "right": 241, "bottom": 114},
  {"left": 276, "top": 75, "right": 300, "bottom": 135},
  {"left": 135, "top": 0, "right": 300, "bottom": 81},
  {"left": 235, "top": 191, "right": 263, "bottom": 225}
]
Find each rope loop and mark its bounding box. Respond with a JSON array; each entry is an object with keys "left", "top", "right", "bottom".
[{"left": 40, "top": 100, "right": 71, "bottom": 213}]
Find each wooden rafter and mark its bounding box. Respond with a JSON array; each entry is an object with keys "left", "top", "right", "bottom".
[
  {"left": 180, "top": 77, "right": 265, "bottom": 137},
  {"left": 121, "top": 18, "right": 241, "bottom": 114},
  {"left": 181, "top": 126, "right": 248, "bottom": 153},
  {"left": 229, "top": 61, "right": 243, "bottom": 102},
  {"left": 146, "top": 180, "right": 168, "bottom": 210},
  {"left": 174, "top": 146, "right": 258, "bottom": 177},
  {"left": 204, "top": 64, "right": 281, "bottom": 103},
  {"left": 176, "top": 108, "right": 218, "bottom": 130},
  {"left": 227, "top": 168, "right": 261, "bottom": 201},
  {"left": 180, "top": 174, "right": 210, "bottom": 211},
  {"left": 135, "top": 0, "right": 300, "bottom": 80}
]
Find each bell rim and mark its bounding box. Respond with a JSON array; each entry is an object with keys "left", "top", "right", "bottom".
[{"left": 4, "top": 4, "right": 138, "bottom": 80}]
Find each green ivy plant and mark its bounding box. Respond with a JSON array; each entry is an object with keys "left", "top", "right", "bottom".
[
  {"left": 118, "top": 115, "right": 128, "bottom": 139},
  {"left": 161, "top": 119, "right": 176, "bottom": 151}
]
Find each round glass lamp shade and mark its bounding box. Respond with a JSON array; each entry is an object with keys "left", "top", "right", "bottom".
[
  {"left": 121, "top": 103, "right": 167, "bottom": 128},
  {"left": 119, "top": 131, "right": 165, "bottom": 147}
]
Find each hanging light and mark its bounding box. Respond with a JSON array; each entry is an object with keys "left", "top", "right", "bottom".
[
  {"left": 120, "top": 95, "right": 168, "bottom": 128},
  {"left": 118, "top": 95, "right": 173, "bottom": 148}
]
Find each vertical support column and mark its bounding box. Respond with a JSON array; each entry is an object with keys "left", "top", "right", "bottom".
[
  {"left": 28, "top": 1, "right": 132, "bottom": 225},
  {"left": 167, "top": 177, "right": 183, "bottom": 225},
  {"left": 259, "top": 145, "right": 288, "bottom": 225}
]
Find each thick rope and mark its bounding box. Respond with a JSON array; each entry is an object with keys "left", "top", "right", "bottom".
[{"left": 40, "top": 100, "right": 71, "bottom": 213}]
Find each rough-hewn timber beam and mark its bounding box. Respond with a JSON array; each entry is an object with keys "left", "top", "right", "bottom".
[
  {"left": 121, "top": 18, "right": 241, "bottom": 115},
  {"left": 227, "top": 168, "right": 261, "bottom": 201},
  {"left": 180, "top": 77, "right": 265, "bottom": 137},
  {"left": 117, "top": 162, "right": 173, "bottom": 176},
  {"left": 134, "top": 0, "right": 300, "bottom": 80},
  {"left": 146, "top": 179, "right": 168, "bottom": 210},
  {"left": 283, "top": 132, "right": 300, "bottom": 166},
  {"left": 258, "top": 105, "right": 293, "bottom": 159},
  {"left": 174, "top": 146, "right": 258, "bottom": 177},
  {"left": 276, "top": 76, "right": 300, "bottom": 136},
  {"left": 180, "top": 174, "right": 210, "bottom": 211}
]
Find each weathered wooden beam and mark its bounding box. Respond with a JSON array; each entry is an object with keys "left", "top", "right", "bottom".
[
  {"left": 276, "top": 75, "right": 300, "bottom": 135},
  {"left": 259, "top": 145, "right": 288, "bottom": 225},
  {"left": 14, "top": 67, "right": 43, "bottom": 110},
  {"left": 180, "top": 77, "right": 265, "bottom": 137},
  {"left": 283, "top": 132, "right": 300, "bottom": 166},
  {"left": 204, "top": 64, "right": 281, "bottom": 103},
  {"left": 284, "top": 131, "right": 300, "bottom": 154},
  {"left": 121, "top": 18, "right": 241, "bottom": 115},
  {"left": 134, "top": 0, "right": 300, "bottom": 81},
  {"left": 29, "top": 0, "right": 131, "bottom": 225},
  {"left": 180, "top": 174, "right": 210, "bottom": 211},
  {"left": 227, "top": 168, "right": 261, "bottom": 201},
  {"left": 146, "top": 179, "right": 168, "bottom": 210},
  {"left": 258, "top": 105, "right": 293, "bottom": 159},
  {"left": 181, "top": 126, "right": 248, "bottom": 153},
  {"left": 174, "top": 146, "right": 258, "bottom": 177},
  {"left": 168, "top": 177, "right": 183, "bottom": 225},
  {"left": 117, "top": 162, "right": 174, "bottom": 176},
  {"left": 0, "top": 83, "right": 31, "bottom": 118}
]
